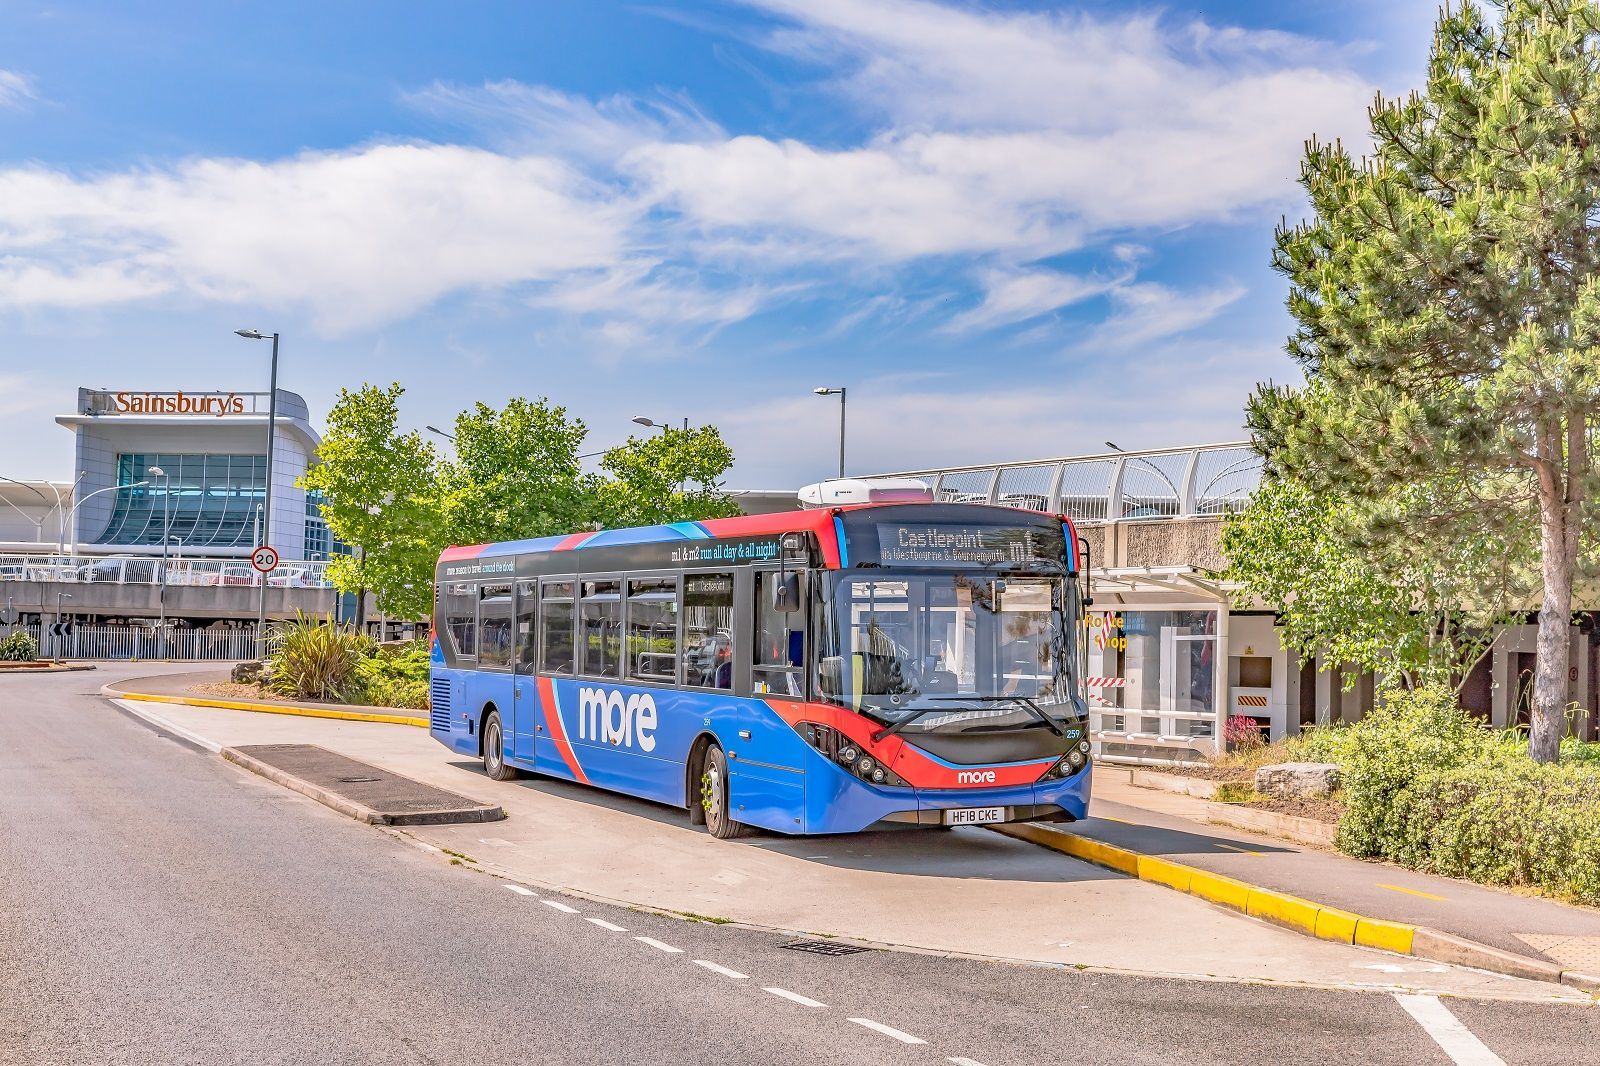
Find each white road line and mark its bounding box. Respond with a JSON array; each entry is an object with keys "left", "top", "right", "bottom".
[
  {"left": 502, "top": 885, "right": 536, "bottom": 896},
  {"left": 692, "top": 960, "right": 749, "bottom": 979},
  {"left": 848, "top": 1018, "right": 926, "bottom": 1045},
  {"left": 112, "top": 699, "right": 223, "bottom": 753},
  {"left": 541, "top": 899, "right": 579, "bottom": 914},
  {"left": 1394, "top": 995, "right": 1505, "bottom": 1066},
  {"left": 763, "top": 987, "right": 827, "bottom": 1008},
  {"left": 634, "top": 936, "right": 684, "bottom": 954},
  {"left": 949, "top": 1058, "right": 990, "bottom": 1066},
  {"left": 585, "top": 918, "right": 627, "bottom": 932}
]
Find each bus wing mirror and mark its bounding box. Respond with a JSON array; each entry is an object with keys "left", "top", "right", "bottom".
[{"left": 772, "top": 572, "right": 801, "bottom": 614}]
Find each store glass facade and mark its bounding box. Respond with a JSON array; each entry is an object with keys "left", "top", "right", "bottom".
[{"left": 94, "top": 453, "right": 267, "bottom": 549}]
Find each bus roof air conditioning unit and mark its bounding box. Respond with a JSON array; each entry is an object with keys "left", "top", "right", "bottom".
[{"left": 797, "top": 478, "right": 934, "bottom": 508}]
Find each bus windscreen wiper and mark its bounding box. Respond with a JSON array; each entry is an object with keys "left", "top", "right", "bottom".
[{"left": 872, "top": 694, "right": 1071, "bottom": 742}]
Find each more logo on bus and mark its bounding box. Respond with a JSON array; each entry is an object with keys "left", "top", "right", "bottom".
[
  {"left": 956, "top": 769, "right": 997, "bottom": 784},
  {"left": 577, "top": 687, "right": 659, "bottom": 753}
]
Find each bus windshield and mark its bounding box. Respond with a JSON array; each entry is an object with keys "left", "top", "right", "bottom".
[{"left": 815, "top": 570, "right": 1081, "bottom": 725}]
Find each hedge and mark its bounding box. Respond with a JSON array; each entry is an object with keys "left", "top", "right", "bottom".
[{"left": 1333, "top": 685, "right": 1600, "bottom": 905}]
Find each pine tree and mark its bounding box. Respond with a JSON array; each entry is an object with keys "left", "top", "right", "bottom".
[{"left": 1259, "top": 1, "right": 1600, "bottom": 761}]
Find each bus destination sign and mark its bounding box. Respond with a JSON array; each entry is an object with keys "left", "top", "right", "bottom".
[{"left": 874, "top": 522, "right": 1056, "bottom": 568}]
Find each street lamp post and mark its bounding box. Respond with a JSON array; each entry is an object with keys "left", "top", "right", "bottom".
[
  {"left": 65, "top": 481, "right": 149, "bottom": 561},
  {"left": 813, "top": 387, "right": 847, "bottom": 479},
  {"left": 235, "top": 329, "right": 281, "bottom": 643},
  {"left": 149, "top": 466, "right": 170, "bottom": 635},
  {"left": 0, "top": 475, "right": 47, "bottom": 544},
  {"left": 425, "top": 425, "right": 456, "bottom": 443}
]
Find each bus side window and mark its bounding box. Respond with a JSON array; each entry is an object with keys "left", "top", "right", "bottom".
[
  {"left": 446, "top": 583, "right": 477, "bottom": 659},
  {"left": 539, "top": 580, "right": 576, "bottom": 676},
  {"left": 580, "top": 578, "right": 622, "bottom": 679},
  {"left": 626, "top": 578, "right": 679, "bottom": 683},
  {"left": 477, "top": 584, "right": 514, "bottom": 670},
  {"left": 514, "top": 580, "right": 538, "bottom": 673},
  {"left": 683, "top": 573, "right": 734, "bottom": 690},
  {"left": 753, "top": 571, "right": 805, "bottom": 698}
]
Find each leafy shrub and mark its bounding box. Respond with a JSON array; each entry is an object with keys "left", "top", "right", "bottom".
[
  {"left": 1224, "top": 714, "right": 1265, "bottom": 751},
  {"left": 1333, "top": 685, "right": 1600, "bottom": 904},
  {"left": 0, "top": 630, "right": 38, "bottom": 662},
  {"left": 1289, "top": 722, "right": 1359, "bottom": 767},
  {"left": 353, "top": 639, "right": 430, "bottom": 708},
  {"left": 266, "top": 613, "right": 371, "bottom": 702}
]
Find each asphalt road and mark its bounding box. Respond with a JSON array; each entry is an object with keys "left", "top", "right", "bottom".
[{"left": 2, "top": 667, "right": 1596, "bottom": 1066}]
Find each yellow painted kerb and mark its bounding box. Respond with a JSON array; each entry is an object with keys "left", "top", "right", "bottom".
[
  {"left": 990, "top": 822, "right": 1422, "bottom": 961},
  {"left": 116, "top": 690, "right": 428, "bottom": 728}
]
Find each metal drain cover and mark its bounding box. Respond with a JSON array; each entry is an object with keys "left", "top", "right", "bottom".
[{"left": 779, "top": 939, "right": 872, "bottom": 956}]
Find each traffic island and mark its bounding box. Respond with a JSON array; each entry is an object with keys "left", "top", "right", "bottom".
[{"left": 222, "top": 743, "right": 503, "bottom": 826}]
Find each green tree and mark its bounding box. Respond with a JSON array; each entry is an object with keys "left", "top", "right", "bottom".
[
  {"left": 595, "top": 425, "right": 741, "bottom": 527},
  {"left": 300, "top": 383, "right": 442, "bottom": 620},
  {"left": 1260, "top": 0, "right": 1600, "bottom": 760},
  {"left": 1223, "top": 477, "right": 1525, "bottom": 690},
  {"left": 439, "top": 397, "right": 594, "bottom": 545}
]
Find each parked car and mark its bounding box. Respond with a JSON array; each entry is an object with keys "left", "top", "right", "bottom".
[
  {"left": 266, "top": 566, "right": 318, "bottom": 588},
  {"left": 77, "top": 558, "right": 164, "bottom": 584},
  {"left": 218, "top": 565, "right": 260, "bottom": 587}
]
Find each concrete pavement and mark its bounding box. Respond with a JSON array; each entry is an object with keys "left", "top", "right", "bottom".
[
  {"left": 3, "top": 667, "right": 1597, "bottom": 1064},
  {"left": 100, "top": 673, "right": 1586, "bottom": 1001}
]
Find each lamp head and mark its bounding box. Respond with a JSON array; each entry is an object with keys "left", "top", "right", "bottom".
[
  {"left": 148, "top": 466, "right": 166, "bottom": 477},
  {"left": 234, "top": 328, "right": 268, "bottom": 340},
  {"left": 1104, "top": 440, "right": 1123, "bottom": 452},
  {"left": 630, "top": 416, "right": 657, "bottom": 428}
]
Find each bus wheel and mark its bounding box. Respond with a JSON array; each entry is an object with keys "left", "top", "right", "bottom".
[
  {"left": 482, "top": 711, "right": 519, "bottom": 781},
  {"left": 700, "top": 746, "right": 749, "bottom": 840}
]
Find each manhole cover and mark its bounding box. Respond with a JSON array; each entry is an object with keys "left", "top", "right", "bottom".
[
  {"left": 779, "top": 939, "right": 872, "bottom": 956},
  {"left": 337, "top": 775, "right": 383, "bottom": 784}
]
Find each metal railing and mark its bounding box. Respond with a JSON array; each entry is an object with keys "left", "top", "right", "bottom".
[
  {"left": 2, "top": 622, "right": 262, "bottom": 661},
  {"left": 862, "top": 442, "right": 1263, "bottom": 523},
  {"left": 0, "top": 553, "right": 333, "bottom": 588}
]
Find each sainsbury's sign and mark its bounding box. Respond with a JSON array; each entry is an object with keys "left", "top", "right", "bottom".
[{"left": 86, "top": 390, "right": 248, "bottom": 417}]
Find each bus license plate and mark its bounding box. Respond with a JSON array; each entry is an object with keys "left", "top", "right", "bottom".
[{"left": 943, "top": 807, "right": 1007, "bottom": 826}]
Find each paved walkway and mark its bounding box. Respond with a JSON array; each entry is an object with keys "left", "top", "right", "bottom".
[{"left": 1088, "top": 773, "right": 1600, "bottom": 972}]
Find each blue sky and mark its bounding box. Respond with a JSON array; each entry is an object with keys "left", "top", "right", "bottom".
[{"left": 0, "top": 0, "right": 1438, "bottom": 487}]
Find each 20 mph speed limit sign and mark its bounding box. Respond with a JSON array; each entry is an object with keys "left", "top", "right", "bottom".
[{"left": 251, "top": 545, "right": 280, "bottom": 573}]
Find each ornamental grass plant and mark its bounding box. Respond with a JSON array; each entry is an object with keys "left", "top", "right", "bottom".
[{"left": 266, "top": 613, "right": 371, "bottom": 703}]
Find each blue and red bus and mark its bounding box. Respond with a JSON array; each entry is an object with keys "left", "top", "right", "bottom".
[{"left": 428, "top": 501, "right": 1092, "bottom": 837}]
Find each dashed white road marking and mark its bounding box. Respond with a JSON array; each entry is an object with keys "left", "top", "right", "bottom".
[
  {"left": 1394, "top": 995, "right": 1505, "bottom": 1066},
  {"left": 585, "top": 918, "right": 627, "bottom": 932},
  {"left": 848, "top": 1018, "right": 926, "bottom": 1045},
  {"left": 949, "top": 1058, "right": 990, "bottom": 1066},
  {"left": 634, "top": 936, "right": 684, "bottom": 954},
  {"left": 503, "top": 885, "right": 536, "bottom": 896},
  {"left": 541, "top": 899, "right": 579, "bottom": 914},
  {"left": 692, "top": 960, "right": 749, "bottom": 979},
  {"left": 763, "top": 987, "right": 827, "bottom": 1008}
]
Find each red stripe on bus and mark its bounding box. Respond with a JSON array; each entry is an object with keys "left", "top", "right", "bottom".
[
  {"left": 765, "top": 699, "right": 1053, "bottom": 789},
  {"left": 538, "top": 676, "right": 589, "bottom": 784}
]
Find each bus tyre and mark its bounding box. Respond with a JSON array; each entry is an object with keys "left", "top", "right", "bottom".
[
  {"left": 700, "top": 745, "right": 749, "bottom": 840},
  {"left": 482, "top": 711, "right": 519, "bottom": 781}
]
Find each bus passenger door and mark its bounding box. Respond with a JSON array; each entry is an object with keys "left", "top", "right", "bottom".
[{"left": 512, "top": 580, "right": 539, "bottom": 763}]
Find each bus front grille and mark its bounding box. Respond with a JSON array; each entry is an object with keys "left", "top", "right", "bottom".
[{"left": 429, "top": 678, "right": 451, "bottom": 732}]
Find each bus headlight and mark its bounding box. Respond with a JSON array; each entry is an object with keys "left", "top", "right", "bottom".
[
  {"left": 798, "top": 722, "right": 910, "bottom": 787},
  {"left": 1040, "top": 745, "right": 1091, "bottom": 780}
]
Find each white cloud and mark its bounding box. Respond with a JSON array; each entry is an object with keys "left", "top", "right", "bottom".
[
  {"left": 0, "top": 0, "right": 1375, "bottom": 345},
  {"left": 0, "top": 70, "right": 35, "bottom": 111},
  {"left": 1083, "top": 282, "right": 1248, "bottom": 348},
  {"left": 946, "top": 266, "right": 1129, "bottom": 331},
  {"left": 0, "top": 145, "right": 637, "bottom": 331}
]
